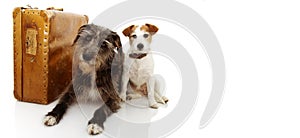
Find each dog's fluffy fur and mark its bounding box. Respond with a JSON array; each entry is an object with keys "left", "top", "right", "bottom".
[
  {"left": 44, "top": 24, "right": 124, "bottom": 135},
  {"left": 120, "top": 23, "right": 168, "bottom": 109}
]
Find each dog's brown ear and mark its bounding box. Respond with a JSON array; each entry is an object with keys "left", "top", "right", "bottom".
[
  {"left": 122, "top": 25, "right": 135, "bottom": 37},
  {"left": 145, "top": 23, "right": 159, "bottom": 35}
]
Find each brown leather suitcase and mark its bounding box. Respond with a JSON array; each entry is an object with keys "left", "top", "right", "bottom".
[{"left": 13, "top": 7, "right": 88, "bottom": 104}]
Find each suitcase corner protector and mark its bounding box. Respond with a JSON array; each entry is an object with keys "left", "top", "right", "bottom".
[
  {"left": 13, "top": 90, "right": 22, "bottom": 101},
  {"left": 12, "top": 7, "right": 22, "bottom": 18}
]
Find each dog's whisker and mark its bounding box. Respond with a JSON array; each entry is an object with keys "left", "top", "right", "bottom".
[
  {"left": 113, "top": 47, "right": 118, "bottom": 54},
  {"left": 104, "top": 40, "right": 110, "bottom": 44}
]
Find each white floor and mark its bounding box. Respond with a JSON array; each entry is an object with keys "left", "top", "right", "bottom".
[{"left": 14, "top": 97, "right": 172, "bottom": 138}]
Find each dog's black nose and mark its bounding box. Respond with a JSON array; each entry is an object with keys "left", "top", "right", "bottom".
[
  {"left": 82, "top": 53, "right": 94, "bottom": 61},
  {"left": 137, "top": 43, "right": 144, "bottom": 50}
]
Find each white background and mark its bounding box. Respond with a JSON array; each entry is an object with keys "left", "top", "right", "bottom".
[{"left": 1, "top": 0, "right": 300, "bottom": 138}]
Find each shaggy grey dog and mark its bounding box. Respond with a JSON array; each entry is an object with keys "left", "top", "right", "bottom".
[{"left": 43, "top": 24, "right": 124, "bottom": 135}]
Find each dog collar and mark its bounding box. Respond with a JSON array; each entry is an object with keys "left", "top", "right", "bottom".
[{"left": 129, "top": 53, "right": 147, "bottom": 59}]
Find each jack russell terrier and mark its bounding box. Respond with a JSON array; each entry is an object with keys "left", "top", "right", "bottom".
[{"left": 120, "top": 23, "right": 169, "bottom": 109}]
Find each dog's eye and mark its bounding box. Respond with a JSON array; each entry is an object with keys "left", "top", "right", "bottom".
[
  {"left": 131, "top": 34, "right": 137, "bottom": 39},
  {"left": 98, "top": 40, "right": 107, "bottom": 47},
  {"left": 143, "top": 34, "right": 149, "bottom": 38},
  {"left": 85, "top": 35, "right": 92, "bottom": 41},
  {"left": 98, "top": 41, "right": 102, "bottom": 47}
]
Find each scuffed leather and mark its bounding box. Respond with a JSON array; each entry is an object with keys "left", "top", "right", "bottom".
[{"left": 13, "top": 7, "right": 88, "bottom": 104}]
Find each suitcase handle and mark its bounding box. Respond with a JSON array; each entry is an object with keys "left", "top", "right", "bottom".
[
  {"left": 46, "top": 7, "right": 64, "bottom": 11},
  {"left": 25, "top": 4, "right": 38, "bottom": 9},
  {"left": 24, "top": 4, "right": 63, "bottom": 11}
]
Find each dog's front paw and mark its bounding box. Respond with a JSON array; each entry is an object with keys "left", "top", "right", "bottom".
[
  {"left": 44, "top": 115, "right": 57, "bottom": 126},
  {"left": 155, "top": 93, "right": 169, "bottom": 104},
  {"left": 87, "top": 123, "right": 103, "bottom": 135},
  {"left": 162, "top": 96, "right": 169, "bottom": 103},
  {"left": 150, "top": 103, "right": 159, "bottom": 109},
  {"left": 155, "top": 95, "right": 165, "bottom": 104}
]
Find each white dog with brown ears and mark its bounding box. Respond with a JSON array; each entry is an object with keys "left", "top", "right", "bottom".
[{"left": 120, "top": 23, "right": 169, "bottom": 109}]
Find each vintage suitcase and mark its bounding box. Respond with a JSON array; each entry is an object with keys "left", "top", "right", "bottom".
[{"left": 13, "top": 7, "right": 88, "bottom": 104}]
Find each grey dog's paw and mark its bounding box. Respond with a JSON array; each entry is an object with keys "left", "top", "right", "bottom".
[
  {"left": 87, "top": 123, "right": 103, "bottom": 135},
  {"left": 44, "top": 115, "right": 57, "bottom": 126}
]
